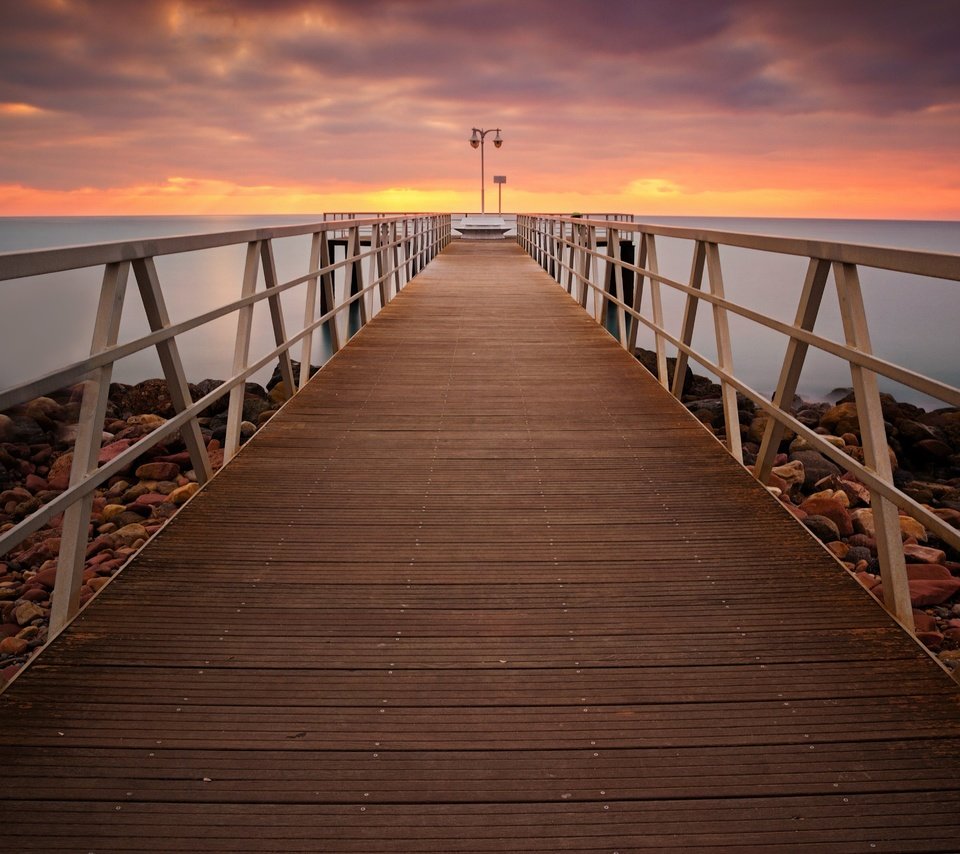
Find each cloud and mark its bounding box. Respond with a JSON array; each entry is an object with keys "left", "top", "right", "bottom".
[{"left": 0, "top": 0, "right": 957, "bottom": 215}]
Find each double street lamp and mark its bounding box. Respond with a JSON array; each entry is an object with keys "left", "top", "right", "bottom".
[{"left": 468, "top": 127, "right": 503, "bottom": 214}]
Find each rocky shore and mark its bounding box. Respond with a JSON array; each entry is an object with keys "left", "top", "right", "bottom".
[
  {"left": 636, "top": 349, "right": 960, "bottom": 672},
  {"left": 0, "top": 367, "right": 304, "bottom": 687}
]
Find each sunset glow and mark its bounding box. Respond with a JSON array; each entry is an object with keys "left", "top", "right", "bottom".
[{"left": 1, "top": 0, "right": 958, "bottom": 218}]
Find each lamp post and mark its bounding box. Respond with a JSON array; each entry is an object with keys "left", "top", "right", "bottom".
[{"left": 468, "top": 127, "right": 503, "bottom": 214}]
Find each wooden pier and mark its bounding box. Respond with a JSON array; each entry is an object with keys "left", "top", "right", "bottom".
[{"left": 2, "top": 240, "right": 960, "bottom": 851}]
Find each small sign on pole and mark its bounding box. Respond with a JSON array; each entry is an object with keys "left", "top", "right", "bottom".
[{"left": 493, "top": 175, "right": 506, "bottom": 214}]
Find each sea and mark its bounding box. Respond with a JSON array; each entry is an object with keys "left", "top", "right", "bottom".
[{"left": 0, "top": 215, "right": 958, "bottom": 411}]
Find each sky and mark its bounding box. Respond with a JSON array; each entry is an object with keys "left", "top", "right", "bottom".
[{"left": 0, "top": 0, "right": 958, "bottom": 218}]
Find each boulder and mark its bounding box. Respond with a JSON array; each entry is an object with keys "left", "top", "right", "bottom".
[
  {"left": 135, "top": 461, "right": 180, "bottom": 482},
  {"left": 798, "top": 496, "right": 853, "bottom": 537},
  {"left": 803, "top": 514, "right": 840, "bottom": 542},
  {"left": 903, "top": 544, "right": 947, "bottom": 565},
  {"left": 820, "top": 402, "right": 860, "bottom": 436},
  {"left": 788, "top": 451, "right": 841, "bottom": 490}
]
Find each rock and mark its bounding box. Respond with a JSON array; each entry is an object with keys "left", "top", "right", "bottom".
[
  {"left": 875, "top": 577, "right": 960, "bottom": 607},
  {"left": 113, "top": 523, "right": 148, "bottom": 547},
  {"left": 24, "top": 473, "right": 48, "bottom": 492},
  {"left": 634, "top": 348, "right": 693, "bottom": 394},
  {"left": 914, "top": 438, "right": 955, "bottom": 461},
  {"left": 23, "top": 396, "right": 65, "bottom": 423},
  {"left": 903, "top": 544, "right": 947, "bottom": 565},
  {"left": 798, "top": 496, "right": 853, "bottom": 537},
  {"left": 851, "top": 509, "right": 876, "bottom": 537},
  {"left": 789, "top": 434, "right": 845, "bottom": 453},
  {"left": 193, "top": 378, "right": 229, "bottom": 415},
  {"left": 899, "top": 515, "right": 927, "bottom": 542},
  {"left": 820, "top": 402, "right": 860, "bottom": 436},
  {"left": 133, "top": 492, "right": 168, "bottom": 508},
  {"left": 914, "top": 610, "right": 939, "bottom": 633},
  {"left": 826, "top": 541, "right": 850, "bottom": 559},
  {"left": 917, "top": 630, "right": 944, "bottom": 650},
  {"left": 33, "top": 566, "right": 59, "bottom": 589},
  {"left": 98, "top": 439, "right": 135, "bottom": 466},
  {"left": 906, "top": 564, "right": 952, "bottom": 581},
  {"left": 14, "top": 601, "right": 45, "bottom": 625},
  {"left": 789, "top": 451, "right": 841, "bottom": 490},
  {"left": 746, "top": 413, "right": 795, "bottom": 446},
  {"left": 242, "top": 397, "right": 272, "bottom": 424},
  {"left": 771, "top": 460, "right": 804, "bottom": 491},
  {"left": 0, "top": 636, "right": 28, "bottom": 655},
  {"left": 268, "top": 382, "right": 290, "bottom": 406},
  {"left": 101, "top": 504, "right": 127, "bottom": 522},
  {"left": 803, "top": 514, "right": 840, "bottom": 542},
  {"left": 169, "top": 483, "right": 200, "bottom": 505},
  {"left": 120, "top": 379, "right": 177, "bottom": 417},
  {"left": 135, "top": 461, "right": 180, "bottom": 481},
  {"left": 0, "top": 413, "right": 14, "bottom": 442},
  {"left": 46, "top": 452, "right": 74, "bottom": 490}
]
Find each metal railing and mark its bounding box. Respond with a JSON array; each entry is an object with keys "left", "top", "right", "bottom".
[
  {"left": 517, "top": 214, "right": 960, "bottom": 633},
  {"left": 0, "top": 214, "right": 450, "bottom": 637}
]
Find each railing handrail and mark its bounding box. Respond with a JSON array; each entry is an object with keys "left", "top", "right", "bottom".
[
  {"left": 0, "top": 213, "right": 452, "bottom": 645},
  {"left": 0, "top": 214, "right": 446, "bottom": 281},
  {"left": 516, "top": 212, "right": 960, "bottom": 637},
  {"left": 521, "top": 214, "right": 960, "bottom": 281}
]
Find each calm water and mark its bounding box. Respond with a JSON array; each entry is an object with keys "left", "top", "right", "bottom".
[{"left": 1, "top": 215, "right": 958, "bottom": 408}]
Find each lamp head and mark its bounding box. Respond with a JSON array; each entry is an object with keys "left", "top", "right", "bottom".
[
  {"left": 493, "top": 130, "right": 503, "bottom": 148},
  {"left": 469, "top": 129, "right": 480, "bottom": 148}
]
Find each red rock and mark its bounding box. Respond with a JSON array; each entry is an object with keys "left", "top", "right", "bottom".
[
  {"left": 133, "top": 492, "right": 168, "bottom": 508},
  {"left": 98, "top": 439, "right": 134, "bottom": 465},
  {"left": 33, "top": 566, "right": 59, "bottom": 588},
  {"left": 904, "top": 544, "right": 947, "bottom": 565},
  {"left": 906, "top": 564, "right": 951, "bottom": 581},
  {"left": 46, "top": 451, "right": 73, "bottom": 490},
  {"left": 827, "top": 541, "right": 850, "bottom": 559},
  {"left": 153, "top": 451, "right": 192, "bottom": 466},
  {"left": 907, "top": 579, "right": 960, "bottom": 606},
  {"left": 916, "top": 631, "right": 944, "bottom": 650},
  {"left": 0, "top": 663, "right": 20, "bottom": 684},
  {"left": 874, "top": 578, "right": 960, "bottom": 607},
  {"left": 1, "top": 622, "right": 22, "bottom": 638},
  {"left": 913, "top": 610, "right": 939, "bottom": 632},
  {"left": 856, "top": 571, "right": 880, "bottom": 590},
  {"left": 135, "top": 461, "right": 180, "bottom": 481},
  {"left": 798, "top": 496, "right": 853, "bottom": 537},
  {"left": 86, "top": 551, "right": 115, "bottom": 567},
  {"left": 933, "top": 508, "right": 960, "bottom": 529},
  {"left": 24, "top": 473, "right": 48, "bottom": 492},
  {"left": 944, "top": 628, "right": 960, "bottom": 643},
  {"left": 0, "top": 636, "right": 28, "bottom": 655},
  {"left": 209, "top": 448, "right": 225, "bottom": 470},
  {"left": 88, "top": 577, "right": 111, "bottom": 592},
  {"left": 19, "top": 588, "right": 48, "bottom": 603}
]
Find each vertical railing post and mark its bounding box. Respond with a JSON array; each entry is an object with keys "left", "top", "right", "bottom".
[
  {"left": 756, "top": 258, "right": 831, "bottom": 481},
  {"left": 133, "top": 257, "right": 213, "bottom": 482},
  {"left": 645, "top": 235, "right": 669, "bottom": 389},
  {"left": 390, "top": 221, "right": 402, "bottom": 295},
  {"left": 582, "top": 225, "right": 597, "bottom": 313},
  {"left": 225, "top": 241, "right": 261, "bottom": 461},
  {"left": 704, "top": 243, "right": 743, "bottom": 462},
  {"left": 833, "top": 261, "right": 914, "bottom": 631},
  {"left": 299, "top": 232, "right": 321, "bottom": 391},
  {"left": 347, "top": 225, "right": 368, "bottom": 328},
  {"left": 49, "top": 261, "right": 130, "bottom": 636},
  {"left": 626, "top": 232, "right": 648, "bottom": 355},
  {"left": 259, "top": 239, "right": 297, "bottom": 394},
  {"left": 320, "top": 231, "right": 342, "bottom": 355},
  {"left": 670, "top": 240, "right": 707, "bottom": 398}
]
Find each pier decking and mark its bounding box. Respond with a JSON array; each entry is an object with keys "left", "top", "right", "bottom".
[{"left": 3, "top": 240, "right": 960, "bottom": 851}]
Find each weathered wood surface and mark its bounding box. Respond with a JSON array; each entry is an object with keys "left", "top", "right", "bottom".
[{"left": 2, "top": 240, "right": 960, "bottom": 851}]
